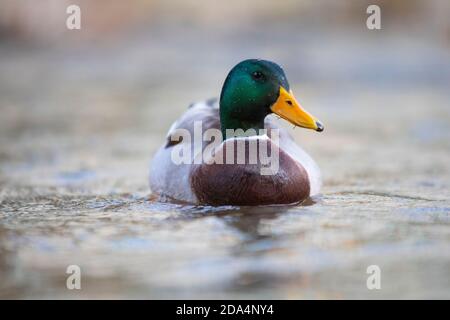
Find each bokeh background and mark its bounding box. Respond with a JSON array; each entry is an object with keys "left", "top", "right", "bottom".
[{"left": 0, "top": 0, "right": 449, "bottom": 299}]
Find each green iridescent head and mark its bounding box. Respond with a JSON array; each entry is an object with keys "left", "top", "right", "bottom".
[{"left": 219, "top": 59, "right": 323, "bottom": 139}]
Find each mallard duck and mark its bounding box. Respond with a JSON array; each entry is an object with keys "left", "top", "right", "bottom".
[{"left": 149, "top": 59, "right": 323, "bottom": 206}]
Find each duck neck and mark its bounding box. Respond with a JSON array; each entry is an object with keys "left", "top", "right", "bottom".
[{"left": 219, "top": 112, "right": 266, "bottom": 140}]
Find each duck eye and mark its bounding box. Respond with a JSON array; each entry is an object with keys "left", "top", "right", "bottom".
[{"left": 252, "top": 71, "right": 265, "bottom": 81}]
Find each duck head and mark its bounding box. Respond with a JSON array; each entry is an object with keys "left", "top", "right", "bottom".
[{"left": 219, "top": 59, "right": 323, "bottom": 139}]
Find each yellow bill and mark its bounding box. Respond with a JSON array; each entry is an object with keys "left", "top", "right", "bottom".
[{"left": 270, "top": 87, "right": 323, "bottom": 132}]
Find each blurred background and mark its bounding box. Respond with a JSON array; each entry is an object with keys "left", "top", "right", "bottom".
[{"left": 0, "top": 0, "right": 449, "bottom": 299}]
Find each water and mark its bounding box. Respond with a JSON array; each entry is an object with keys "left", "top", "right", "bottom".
[{"left": 0, "top": 24, "right": 449, "bottom": 299}]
